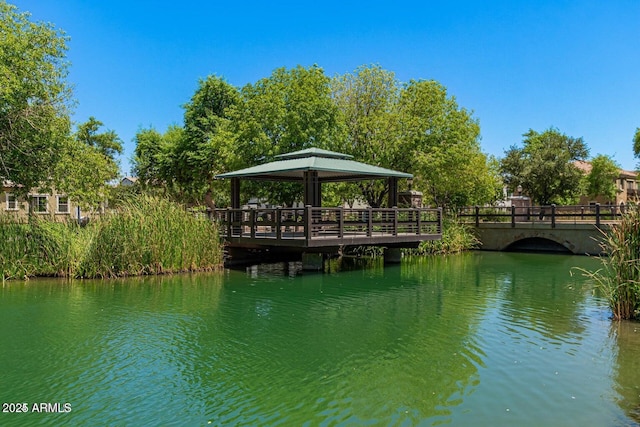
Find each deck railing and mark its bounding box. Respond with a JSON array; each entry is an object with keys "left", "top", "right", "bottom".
[
  {"left": 457, "top": 204, "right": 626, "bottom": 228},
  {"left": 212, "top": 206, "right": 442, "bottom": 241}
]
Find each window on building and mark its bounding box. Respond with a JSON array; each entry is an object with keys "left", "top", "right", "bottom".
[
  {"left": 31, "top": 195, "right": 48, "bottom": 213},
  {"left": 57, "top": 196, "right": 69, "bottom": 214},
  {"left": 5, "top": 193, "right": 17, "bottom": 210}
]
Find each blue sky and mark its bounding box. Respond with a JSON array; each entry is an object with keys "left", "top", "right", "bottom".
[{"left": 12, "top": 0, "right": 640, "bottom": 174}]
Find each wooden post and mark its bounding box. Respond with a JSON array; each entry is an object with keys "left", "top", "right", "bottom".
[
  {"left": 250, "top": 209, "right": 256, "bottom": 238},
  {"left": 416, "top": 208, "right": 422, "bottom": 235},
  {"left": 276, "top": 208, "right": 282, "bottom": 240},
  {"left": 227, "top": 207, "right": 232, "bottom": 238},
  {"left": 595, "top": 203, "right": 600, "bottom": 227},
  {"left": 438, "top": 207, "right": 443, "bottom": 234},
  {"left": 304, "top": 205, "right": 312, "bottom": 240},
  {"left": 388, "top": 177, "right": 398, "bottom": 208},
  {"left": 367, "top": 207, "right": 373, "bottom": 237},
  {"left": 511, "top": 205, "right": 515, "bottom": 228},
  {"left": 551, "top": 204, "right": 556, "bottom": 228},
  {"left": 338, "top": 207, "right": 344, "bottom": 238},
  {"left": 393, "top": 206, "right": 398, "bottom": 236},
  {"left": 475, "top": 206, "right": 480, "bottom": 227},
  {"left": 230, "top": 178, "right": 240, "bottom": 209}
]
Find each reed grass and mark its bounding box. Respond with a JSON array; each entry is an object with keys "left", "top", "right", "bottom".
[
  {"left": 0, "top": 196, "right": 223, "bottom": 280},
  {"left": 404, "top": 218, "right": 480, "bottom": 256},
  {"left": 576, "top": 208, "right": 640, "bottom": 320},
  {"left": 79, "top": 196, "right": 222, "bottom": 278}
]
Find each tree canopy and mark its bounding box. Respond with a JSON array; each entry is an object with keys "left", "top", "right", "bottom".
[
  {"left": 583, "top": 154, "right": 620, "bottom": 202},
  {"left": 56, "top": 117, "right": 122, "bottom": 210},
  {"left": 0, "top": 2, "right": 73, "bottom": 194},
  {"left": 500, "top": 128, "right": 589, "bottom": 205},
  {"left": 132, "top": 64, "right": 502, "bottom": 210}
]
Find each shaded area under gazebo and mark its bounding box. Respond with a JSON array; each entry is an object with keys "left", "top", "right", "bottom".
[{"left": 213, "top": 148, "right": 442, "bottom": 267}]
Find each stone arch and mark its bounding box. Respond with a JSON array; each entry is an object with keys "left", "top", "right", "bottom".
[{"left": 504, "top": 236, "right": 573, "bottom": 254}]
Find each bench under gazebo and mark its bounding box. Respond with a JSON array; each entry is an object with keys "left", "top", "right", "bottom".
[{"left": 213, "top": 148, "right": 442, "bottom": 268}]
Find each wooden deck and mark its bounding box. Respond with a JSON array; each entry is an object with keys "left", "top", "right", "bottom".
[{"left": 213, "top": 206, "right": 442, "bottom": 250}]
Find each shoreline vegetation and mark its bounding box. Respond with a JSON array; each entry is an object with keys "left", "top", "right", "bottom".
[
  {"left": 577, "top": 208, "right": 640, "bottom": 321},
  {"left": 1, "top": 202, "right": 479, "bottom": 281},
  {"left": 404, "top": 218, "right": 480, "bottom": 256},
  {"left": 0, "top": 196, "right": 223, "bottom": 281}
]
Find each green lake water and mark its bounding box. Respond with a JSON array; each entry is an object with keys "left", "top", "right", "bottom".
[{"left": 1, "top": 252, "right": 639, "bottom": 426}]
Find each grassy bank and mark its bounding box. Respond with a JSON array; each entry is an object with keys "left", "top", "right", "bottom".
[
  {"left": 0, "top": 196, "right": 223, "bottom": 281},
  {"left": 578, "top": 208, "right": 640, "bottom": 321}
]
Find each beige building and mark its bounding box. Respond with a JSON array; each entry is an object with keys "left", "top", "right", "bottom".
[
  {"left": 1, "top": 181, "right": 84, "bottom": 221},
  {"left": 574, "top": 160, "right": 639, "bottom": 206}
]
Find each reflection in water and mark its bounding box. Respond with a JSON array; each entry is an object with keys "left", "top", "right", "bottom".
[
  {"left": 0, "top": 252, "right": 637, "bottom": 426},
  {"left": 611, "top": 321, "right": 640, "bottom": 423}
]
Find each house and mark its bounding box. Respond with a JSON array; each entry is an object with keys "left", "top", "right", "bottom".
[
  {"left": 1, "top": 180, "right": 84, "bottom": 220},
  {"left": 573, "top": 160, "right": 639, "bottom": 206},
  {"left": 120, "top": 176, "right": 138, "bottom": 186}
]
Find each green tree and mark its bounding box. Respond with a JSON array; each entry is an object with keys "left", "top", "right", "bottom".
[
  {"left": 75, "top": 116, "right": 122, "bottom": 161},
  {"left": 0, "top": 2, "right": 73, "bottom": 195},
  {"left": 55, "top": 118, "right": 122, "bottom": 210},
  {"left": 238, "top": 65, "right": 345, "bottom": 205},
  {"left": 176, "top": 75, "right": 241, "bottom": 208},
  {"left": 330, "top": 65, "right": 401, "bottom": 207},
  {"left": 500, "top": 128, "right": 589, "bottom": 205},
  {"left": 132, "top": 127, "right": 164, "bottom": 186},
  {"left": 132, "top": 125, "right": 184, "bottom": 193},
  {"left": 400, "top": 79, "right": 500, "bottom": 208},
  {"left": 55, "top": 140, "right": 117, "bottom": 211},
  {"left": 583, "top": 154, "right": 620, "bottom": 201}
]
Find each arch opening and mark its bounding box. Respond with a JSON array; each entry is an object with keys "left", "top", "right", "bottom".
[{"left": 505, "top": 237, "right": 572, "bottom": 254}]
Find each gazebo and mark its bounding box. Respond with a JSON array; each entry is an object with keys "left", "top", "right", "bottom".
[
  {"left": 215, "top": 147, "right": 412, "bottom": 208},
  {"left": 214, "top": 148, "right": 442, "bottom": 267}
]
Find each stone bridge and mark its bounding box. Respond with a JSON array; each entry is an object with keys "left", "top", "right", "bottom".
[
  {"left": 458, "top": 205, "right": 621, "bottom": 255},
  {"left": 472, "top": 222, "right": 610, "bottom": 255}
]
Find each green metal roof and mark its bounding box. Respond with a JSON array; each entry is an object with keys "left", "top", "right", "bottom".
[
  {"left": 215, "top": 148, "right": 411, "bottom": 182},
  {"left": 274, "top": 147, "right": 353, "bottom": 160}
]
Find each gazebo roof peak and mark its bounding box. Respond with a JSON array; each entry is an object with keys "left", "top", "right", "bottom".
[{"left": 275, "top": 147, "right": 353, "bottom": 160}]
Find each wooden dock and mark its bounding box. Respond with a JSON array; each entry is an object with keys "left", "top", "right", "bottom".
[{"left": 213, "top": 206, "right": 442, "bottom": 251}]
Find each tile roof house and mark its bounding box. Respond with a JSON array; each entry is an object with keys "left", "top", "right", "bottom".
[{"left": 574, "top": 160, "right": 639, "bottom": 205}]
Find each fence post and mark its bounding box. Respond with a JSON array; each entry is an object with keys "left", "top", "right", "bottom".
[
  {"left": 367, "top": 208, "right": 373, "bottom": 237},
  {"left": 511, "top": 205, "right": 515, "bottom": 228},
  {"left": 276, "top": 208, "right": 282, "bottom": 240},
  {"left": 438, "top": 207, "right": 443, "bottom": 234},
  {"left": 475, "top": 206, "right": 480, "bottom": 227},
  {"left": 338, "top": 207, "right": 344, "bottom": 238},
  {"left": 551, "top": 204, "right": 556, "bottom": 228},
  {"left": 595, "top": 203, "right": 600, "bottom": 228},
  {"left": 416, "top": 208, "right": 422, "bottom": 235},
  {"left": 581, "top": 206, "right": 584, "bottom": 220}
]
